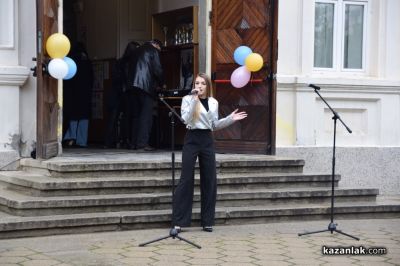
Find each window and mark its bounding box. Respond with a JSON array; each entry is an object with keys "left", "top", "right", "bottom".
[{"left": 314, "top": 0, "right": 367, "bottom": 71}]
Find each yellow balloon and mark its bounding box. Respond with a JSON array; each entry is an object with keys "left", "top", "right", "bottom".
[
  {"left": 245, "top": 53, "right": 263, "bottom": 72},
  {"left": 46, "top": 33, "right": 71, "bottom": 58}
]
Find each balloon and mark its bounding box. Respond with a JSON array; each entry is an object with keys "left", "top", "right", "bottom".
[
  {"left": 233, "top": 46, "right": 252, "bottom": 65},
  {"left": 63, "top": 57, "right": 77, "bottom": 80},
  {"left": 48, "top": 58, "right": 68, "bottom": 79},
  {"left": 245, "top": 53, "right": 264, "bottom": 72},
  {"left": 46, "top": 33, "right": 71, "bottom": 58},
  {"left": 230, "top": 66, "right": 251, "bottom": 88}
]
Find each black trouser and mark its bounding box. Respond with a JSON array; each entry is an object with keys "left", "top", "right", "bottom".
[
  {"left": 172, "top": 129, "right": 217, "bottom": 227},
  {"left": 136, "top": 89, "right": 154, "bottom": 148},
  {"left": 125, "top": 89, "right": 140, "bottom": 148}
]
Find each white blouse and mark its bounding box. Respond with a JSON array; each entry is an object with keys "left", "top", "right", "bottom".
[{"left": 181, "top": 95, "right": 235, "bottom": 131}]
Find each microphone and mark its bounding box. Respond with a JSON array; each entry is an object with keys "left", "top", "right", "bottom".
[
  {"left": 309, "top": 84, "right": 321, "bottom": 90},
  {"left": 189, "top": 89, "right": 198, "bottom": 95}
]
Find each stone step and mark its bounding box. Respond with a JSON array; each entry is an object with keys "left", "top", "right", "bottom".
[
  {"left": 0, "top": 171, "right": 340, "bottom": 196},
  {"left": 0, "top": 185, "right": 378, "bottom": 216},
  {"left": 0, "top": 196, "right": 399, "bottom": 239},
  {"left": 19, "top": 155, "right": 305, "bottom": 178}
]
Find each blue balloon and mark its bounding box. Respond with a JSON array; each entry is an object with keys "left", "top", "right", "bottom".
[
  {"left": 234, "top": 46, "right": 252, "bottom": 65},
  {"left": 63, "top": 56, "right": 77, "bottom": 80}
]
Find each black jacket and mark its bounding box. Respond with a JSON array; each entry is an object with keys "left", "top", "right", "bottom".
[
  {"left": 63, "top": 52, "right": 93, "bottom": 120},
  {"left": 130, "top": 43, "right": 163, "bottom": 96}
]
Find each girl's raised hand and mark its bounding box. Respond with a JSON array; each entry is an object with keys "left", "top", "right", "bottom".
[{"left": 231, "top": 109, "right": 248, "bottom": 121}]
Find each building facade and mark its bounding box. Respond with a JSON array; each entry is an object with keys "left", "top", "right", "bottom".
[{"left": 0, "top": 0, "right": 399, "bottom": 193}]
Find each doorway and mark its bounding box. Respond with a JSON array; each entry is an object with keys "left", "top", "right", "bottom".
[
  {"left": 35, "top": 0, "right": 277, "bottom": 158},
  {"left": 62, "top": 0, "right": 154, "bottom": 149}
]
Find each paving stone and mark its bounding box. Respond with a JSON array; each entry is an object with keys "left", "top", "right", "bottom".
[
  {"left": 124, "top": 246, "right": 159, "bottom": 252},
  {"left": 354, "top": 262, "right": 396, "bottom": 266},
  {"left": 252, "top": 248, "right": 287, "bottom": 256},
  {"left": 118, "top": 257, "right": 155, "bottom": 265},
  {"left": 121, "top": 250, "right": 155, "bottom": 258},
  {"left": 0, "top": 250, "right": 37, "bottom": 257},
  {"left": 219, "top": 244, "right": 253, "bottom": 251},
  {"left": 152, "top": 254, "right": 190, "bottom": 262},
  {"left": 252, "top": 254, "right": 290, "bottom": 261},
  {"left": 287, "top": 258, "right": 323, "bottom": 265},
  {"left": 90, "top": 248, "right": 123, "bottom": 254},
  {"left": 0, "top": 219, "right": 399, "bottom": 265},
  {"left": 218, "top": 263, "right": 257, "bottom": 266},
  {"left": 182, "top": 258, "right": 223, "bottom": 265},
  {"left": 0, "top": 256, "right": 28, "bottom": 263},
  {"left": 219, "top": 250, "right": 255, "bottom": 257},
  {"left": 99, "top": 253, "right": 125, "bottom": 260},
  {"left": 27, "top": 254, "right": 54, "bottom": 260},
  {"left": 151, "top": 261, "right": 188, "bottom": 266},
  {"left": 357, "top": 255, "right": 393, "bottom": 262},
  {"left": 186, "top": 251, "right": 221, "bottom": 259},
  {"left": 154, "top": 249, "right": 192, "bottom": 256},
  {"left": 320, "top": 256, "right": 360, "bottom": 264},
  {"left": 21, "top": 260, "right": 61, "bottom": 266},
  {"left": 253, "top": 260, "right": 292, "bottom": 266},
  {"left": 220, "top": 255, "right": 256, "bottom": 263}
]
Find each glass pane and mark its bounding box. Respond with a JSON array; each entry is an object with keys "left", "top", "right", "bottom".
[
  {"left": 344, "top": 4, "right": 364, "bottom": 69},
  {"left": 314, "top": 3, "right": 335, "bottom": 68}
]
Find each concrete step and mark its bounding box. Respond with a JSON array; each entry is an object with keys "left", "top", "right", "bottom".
[
  {"left": 0, "top": 171, "right": 340, "bottom": 196},
  {"left": 19, "top": 155, "right": 305, "bottom": 178},
  {"left": 0, "top": 196, "right": 399, "bottom": 239},
  {"left": 0, "top": 185, "right": 378, "bottom": 216}
]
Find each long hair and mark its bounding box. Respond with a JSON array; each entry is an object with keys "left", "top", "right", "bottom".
[{"left": 193, "top": 73, "right": 213, "bottom": 122}]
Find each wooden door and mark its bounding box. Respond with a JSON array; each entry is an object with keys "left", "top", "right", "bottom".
[
  {"left": 211, "top": 0, "right": 278, "bottom": 154},
  {"left": 36, "top": 0, "right": 59, "bottom": 159}
]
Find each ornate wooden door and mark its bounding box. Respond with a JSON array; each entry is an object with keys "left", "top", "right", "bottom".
[
  {"left": 211, "top": 0, "right": 278, "bottom": 154},
  {"left": 36, "top": 0, "right": 59, "bottom": 159}
]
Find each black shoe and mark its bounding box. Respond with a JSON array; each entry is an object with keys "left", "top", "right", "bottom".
[
  {"left": 203, "top": 226, "right": 213, "bottom": 232},
  {"left": 174, "top": 226, "right": 182, "bottom": 233}
]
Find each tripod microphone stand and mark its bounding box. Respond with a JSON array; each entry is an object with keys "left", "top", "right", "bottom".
[
  {"left": 298, "top": 84, "right": 359, "bottom": 241},
  {"left": 139, "top": 95, "right": 201, "bottom": 249}
]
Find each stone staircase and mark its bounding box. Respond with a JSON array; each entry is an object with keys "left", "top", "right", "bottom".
[{"left": 0, "top": 152, "right": 399, "bottom": 239}]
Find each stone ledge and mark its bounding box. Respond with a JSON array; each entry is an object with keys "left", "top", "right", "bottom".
[{"left": 0, "top": 66, "right": 30, "bottom": 86}]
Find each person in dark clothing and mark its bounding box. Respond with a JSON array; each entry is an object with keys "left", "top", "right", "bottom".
[
  {"left": 129, "top": 39, "right": 164, "bottom": 151},
  {"left": 104, "top": 41, "right": 140, "bottom": 148},
  {"left": 63, "top": 42, "right": 93, "bottom": 147}
]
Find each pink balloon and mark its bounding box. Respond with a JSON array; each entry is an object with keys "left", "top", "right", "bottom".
[{"left": 230, "top": 66, "right": 251, "bottom": 88}]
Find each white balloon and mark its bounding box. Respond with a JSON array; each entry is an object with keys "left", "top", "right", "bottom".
[{"left": 48, "top": 58, "right": 68, "bottom": 79}]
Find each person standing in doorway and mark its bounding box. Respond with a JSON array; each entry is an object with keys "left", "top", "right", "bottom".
[
  {"left": 172, "top": 73, "right": 248, "bottom": 232},
  {"left": 104, "top": 41, "right": 140, "bottom": 148},
  {"left": 129, "top": 39, "right": 164, "bottom": 151},
  {"left": 63, "top": 42, "right": 93, "bottom": 148}
]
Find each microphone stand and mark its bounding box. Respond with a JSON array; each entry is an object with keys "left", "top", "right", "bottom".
[
  {"left": 139, "top": 94, "right": 201, "bottom": 249},
  {"left": 298, "top": 85, "right": 359, "bottom": 241}
]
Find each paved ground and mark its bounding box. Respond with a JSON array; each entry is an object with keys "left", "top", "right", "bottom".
[{"left": 0, "top": 218, "right": 399, "bottom": 266}]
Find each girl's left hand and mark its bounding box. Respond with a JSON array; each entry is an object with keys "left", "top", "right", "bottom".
[{"left": 231, "top": 109, "right": 248, "bottom": 121}]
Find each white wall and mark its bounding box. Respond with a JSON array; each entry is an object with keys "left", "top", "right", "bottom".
[
  {"left": 277, "top": 0, "right": 400, "bottom": 148},
  {"left": 384, "top": 0, "right": 400, "bottom": 80},
  {"left": 118, "top": 0, "right": 154, "bottom": 57},
  {"left": 19, "top": 0, "right": 38, "bottom": 157},
  {"left": 0, "top": 0, "right": 30, "bottom": 169},
  {"left": 276, "top": 0, "right": 400, "bottom": 194},
  {"left": 153, "top": 0, "right": 199, "bottom": 13},
  {"left": 77, "top": 0, "right": 118, "bottom": 59}
]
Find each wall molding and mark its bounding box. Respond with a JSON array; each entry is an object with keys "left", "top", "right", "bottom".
[
  {"left": 277, "top": 75, "right": 400, "bottom": 94},
  {"left": 0, "top": 66, "right": 30, "bottom": 86}
]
